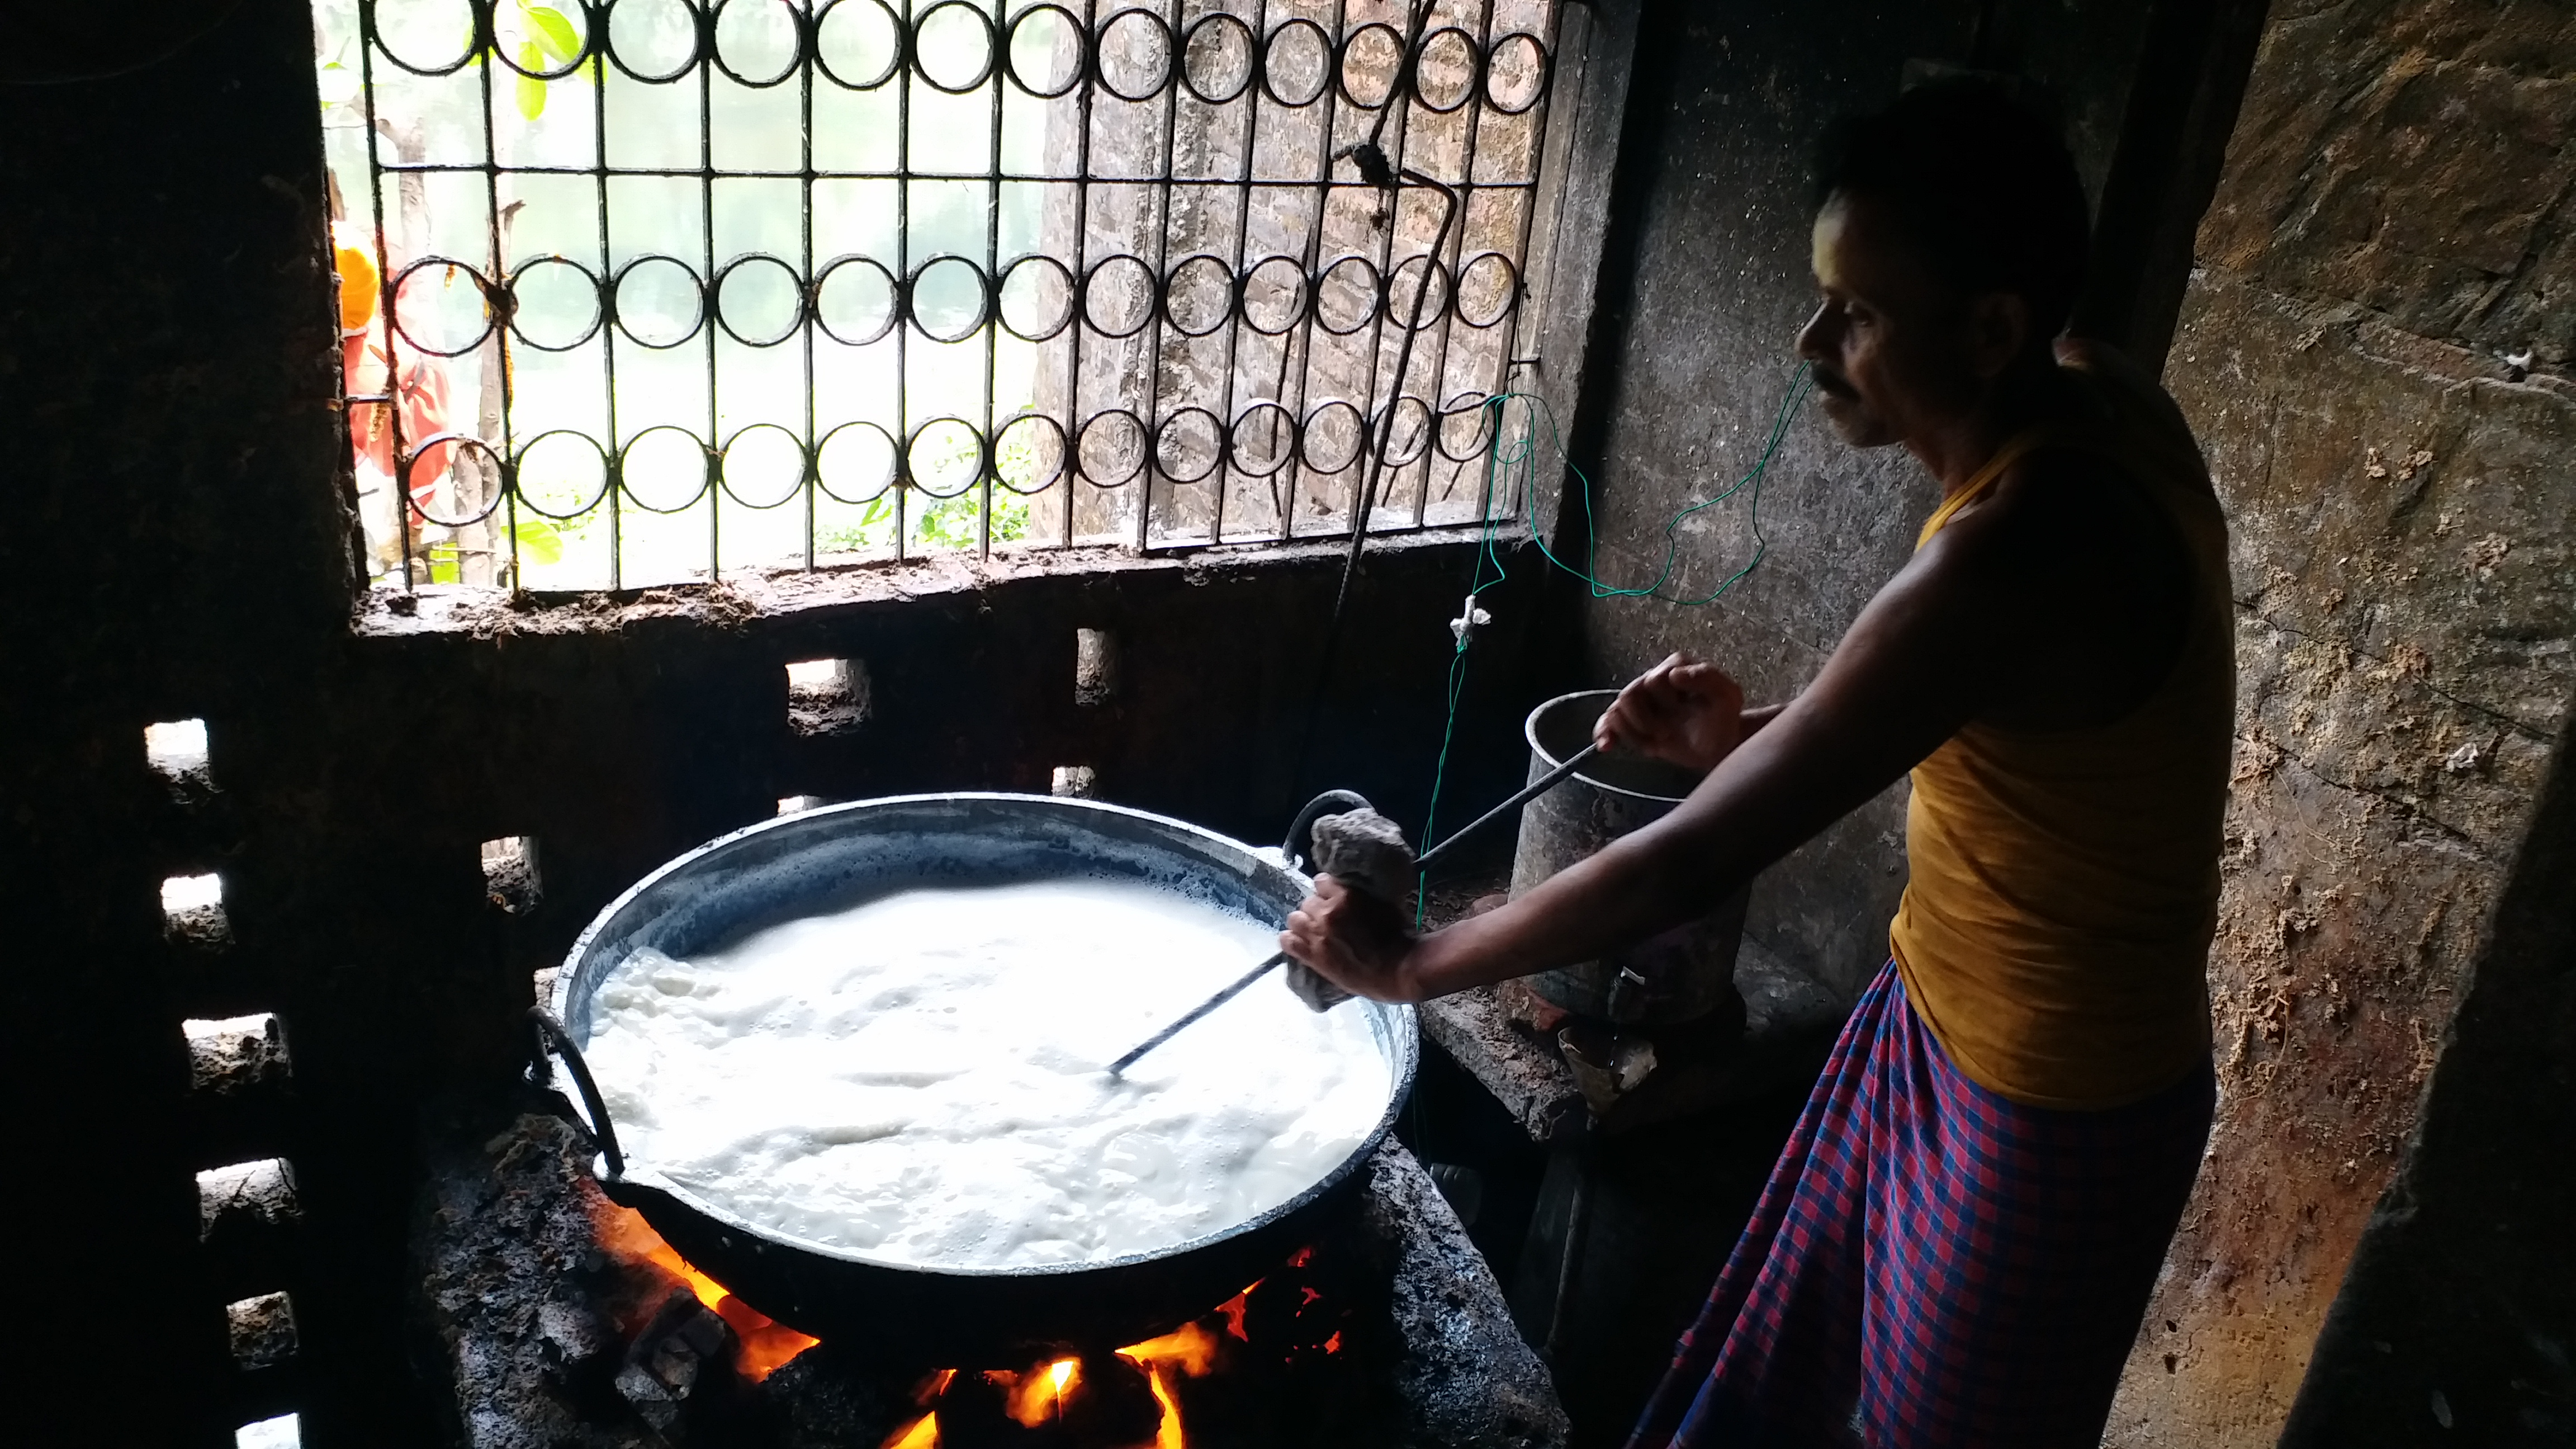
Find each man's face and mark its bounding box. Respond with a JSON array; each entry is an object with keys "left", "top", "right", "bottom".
[{"left": 1794, "top": 191, "right": 1996, "bottom": 449}]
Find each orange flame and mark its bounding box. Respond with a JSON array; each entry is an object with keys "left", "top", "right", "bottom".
[
  {"left": 1001, "top": 1357, "right": 1082, "bottom": 1428},
  {"left": 1119, "top": 1320, "right": 1220, "bottom": 1378},
  {"left": 590, "top": 1200, "right": 820, "bottom": 1381},
  {"left": 1145, "top": 1363, "right": 1186, "bottom": 1449},
  {"left": 1216, "top": 1282, "right": 1257, "bottom": 1342},
  {"left": 874, "top": 1302, "right": 1246, "bottom": 1449},
  {"left": 879, "top": 1412, "right": 939, "bottom": 1449}
]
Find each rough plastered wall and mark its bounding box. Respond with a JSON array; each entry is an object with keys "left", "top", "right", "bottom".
[
  {"left": 2104, "top": 1, "right": 2575, "bottom": 1442},
  {"left": 1562, "top": 0, "right": 2167, "bottom": 1002}
]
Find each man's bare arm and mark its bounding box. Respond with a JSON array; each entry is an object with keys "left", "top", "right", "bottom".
[{"left": 1282, "top": 504, "right": 2036, "bottom": 1002}]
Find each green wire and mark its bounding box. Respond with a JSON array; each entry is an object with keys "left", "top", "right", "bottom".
[{"left": 1413, "top": 363, "right": 1815, "bottom": 925}]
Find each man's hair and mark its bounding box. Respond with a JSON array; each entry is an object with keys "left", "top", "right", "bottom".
[{"left": 1810, "top": 78, "right": 2091, "bottom": 343}]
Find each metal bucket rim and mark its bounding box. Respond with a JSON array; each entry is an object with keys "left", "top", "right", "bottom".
[
  {"left": 549, "top": 790, "right": 1419, "bottom": 1282},
  {"left": 1525, "top": 688, "right": 1696, "bottom": 803}
]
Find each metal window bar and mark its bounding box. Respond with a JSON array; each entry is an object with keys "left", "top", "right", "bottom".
[{"left": 313, "top": 0, "right": 1562, "bottom": 591}]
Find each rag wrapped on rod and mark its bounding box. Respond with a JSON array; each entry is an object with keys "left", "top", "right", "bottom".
[{"left": 1287, "top": 808, "right": 1419, "bottom": 1012}]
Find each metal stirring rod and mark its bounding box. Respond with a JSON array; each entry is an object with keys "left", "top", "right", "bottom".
[{"left": 1106, "top": 742, "right": 1606, "bottom": 1077}]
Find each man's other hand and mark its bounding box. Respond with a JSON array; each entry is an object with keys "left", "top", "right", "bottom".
[
  {"left": 1594, "top": 652, "right": 1749, "bottom": 773},
  {"left": 1281, "top": 874, "right": 1423, "bottom": 1003}
]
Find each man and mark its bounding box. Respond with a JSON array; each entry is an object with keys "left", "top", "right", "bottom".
[{"left": 1281, "top": 80, "right": 2228, "bottom": 1447}]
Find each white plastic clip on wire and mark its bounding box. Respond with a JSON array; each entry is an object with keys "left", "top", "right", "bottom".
[{"left": 1449, "top": 593, "right": 1493, "bottom": 645}]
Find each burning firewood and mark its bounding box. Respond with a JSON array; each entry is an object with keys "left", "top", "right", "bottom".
[{"left": 615, "top": 1288, "right": 738, "bottom": 1433}]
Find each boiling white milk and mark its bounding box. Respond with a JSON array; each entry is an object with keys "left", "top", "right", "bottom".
[{"left": 581, "top": 878, "right": 1391, "bottom": 1268}]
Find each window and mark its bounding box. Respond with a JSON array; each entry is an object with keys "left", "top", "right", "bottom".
[{"left": 313, "top": 0, "right": 1566, "bottom": 590}]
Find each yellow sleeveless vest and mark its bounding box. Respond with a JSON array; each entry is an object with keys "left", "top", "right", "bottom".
[{"left": 1888, "top": 358, "right": 2232, "bottom": 1109}]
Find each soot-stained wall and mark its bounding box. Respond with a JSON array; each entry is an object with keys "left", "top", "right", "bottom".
[
  {"left": 2106, "top": 3, "right": 2575, "bottom": 1443},
  {"left": 1558, "top": 0, "right": 2157, "bottom": 1002},
  {"left": 0, "top": 2, "right": 1569, "bottom": 1440},
  {"left": 1556, "top": 0, "right": 2569, "bottom": 1443}
]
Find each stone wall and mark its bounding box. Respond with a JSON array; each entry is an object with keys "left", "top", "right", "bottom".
[
  {"left": 1560, "top": 0, "right": 2161, "bottom": 1001},
  {"left": 1553, "top": 0, "right": 2570, "bottom": 1442},
  {"left": 2104, "top": 2, "right": 2575, "bottom": 1442}
]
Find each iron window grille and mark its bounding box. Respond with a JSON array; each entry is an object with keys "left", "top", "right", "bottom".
[{"left": 314, "top": 0, "right": 1565, "bottom": 591}]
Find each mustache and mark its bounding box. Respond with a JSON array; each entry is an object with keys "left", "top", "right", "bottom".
[{"left": 1810, "top": 367, "right": 1859, "bottom": 400}]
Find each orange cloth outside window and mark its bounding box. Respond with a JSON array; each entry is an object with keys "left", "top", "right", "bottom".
[{"left": 1887, "top": 354, "right": 2233, "bottom": 1109}]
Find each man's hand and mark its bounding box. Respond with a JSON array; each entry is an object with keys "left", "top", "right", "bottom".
[
  {"left": 1281, "top": 874, "right": 1424, "bottom": 1003},
  {"left": 1594, "top": 652, "right": 1750, "bottom": 773}
]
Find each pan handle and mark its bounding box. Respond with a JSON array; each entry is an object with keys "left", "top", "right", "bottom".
[
  {"left": 529, "top": 1006, "right": 626, "bottom": 1181},
  {"left": 1282, "top": 789, "right": 1375, "bottom": 873}
]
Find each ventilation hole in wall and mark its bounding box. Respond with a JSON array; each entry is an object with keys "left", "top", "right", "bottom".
[
  {"left": 1075, "top": 628, "right": 1119, "bottom": 707},
  {"left": 776, "top": 794, "right": 827, "bottom": 815},
  {"left": 198, "top": 1158, "right": 301, "bottom": 1243},
  {"left": 235, "top": 1413, "right": 301, "bottom": 1449},
  {"left": 162, "top": 872, "right": 231, "bottom": 948},
  {"left": 145, "top": 717, "right": 211, "bottom": 777},
  {"left": 480, "top": 836, "right": 543, "bottom": 915},
  {"left": 227, "top": 1291, "right": 300, "bottom": 1372},
  {"left": 787, "top": 657, "right": 869, "bottom": 735},
  {"left": 1051, "top": 765, "right": 1098, "bottom": 799},
  {"left": 184, "top": 1014, "right": 291, "bottom": 1096}
]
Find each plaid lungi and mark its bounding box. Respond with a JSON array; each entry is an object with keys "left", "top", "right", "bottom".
[{"left": 1628, "top": 962, "right": 2213, "bottom": 1448}]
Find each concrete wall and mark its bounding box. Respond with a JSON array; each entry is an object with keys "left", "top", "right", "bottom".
[
  {"left": 1559, "top": 0, "right": 2160, "bottom": 1001},
  {"left": 1557, "top": 0, "right": 2570, "bottom": 1443},
  {"left": 2107, "top": 3, "right": 2576, "bottom": 1442}
]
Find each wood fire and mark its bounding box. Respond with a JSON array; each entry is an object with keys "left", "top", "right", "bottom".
[
  {"left": 591, "top": 1198, "right": 821, "bottom": 1382},
  {"left": 594, "top": 1192, "right": 1353, "bottom": 1447}
]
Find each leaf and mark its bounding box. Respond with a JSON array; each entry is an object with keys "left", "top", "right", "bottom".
[
  {"left": 515, "top": 44, "right": 548, "bottom": 120},
  {"left": 524, "top": 4, "right": 582, "bottom": 62},
  {"left": 510, "top": 515, "right": 566, "bottom": 567}
]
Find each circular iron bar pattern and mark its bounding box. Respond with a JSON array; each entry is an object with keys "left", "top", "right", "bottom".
[
  {"left": 908, "top": 254, "right": 992, "bottom": 343},
  {"left": 491, "top": 0, "right": 596, "bottom": 80},
  {"left": 817, "top": 420, "right": 900, "bottom": 503},
  {"left": 364, "top": 4, "right": 1555, "bottom": 119},
  {"left": 1411, "top": 27, "right": 1484, "bottom": 114},
  {"left": 404, "top": 433, "right": 509, "bottom": 528},
  {"left": 603, "top": 0, "right": 703, "bottom": 83},
  {"left": 369, "top": 0, "right": 480, "bottom": 77},
  {"left": 1180, "top": 12, "right": 1257, "bottom": 105},
  {"left": 1005, "top": 4, "right": 1086, "bottom": 97},
  {"left": 514, "top": 430, "right": 615, "bottom": 520},
  {"left": 1259, "top": 17, "right": 1334, "bottom": 106},
  {"left": 1095, "top": 7, "right": 1175, "bottom": 103},
  {"left": 1154, "top": 407, "right": 1226, "bottom": 486},
  {"left": 993, "top": 412, "right": 1068, "bottom": 494},
  {"left": 621, "top": 426, "right": 715, "bottom": 513},
  {"left": 715, "top": 254, "right": 808, "bottom": 347},
  {"left": 469, "top": 249, "right": 1516, "bottom": 351},
  {"left": 713, "top": 0, "right": 808, "bottom": 86},
  {"left": 906, "top": 417, "right": 987, "bottom": 498},
  {"left": 1436, "top": 391, "right": 1501, "bottom": 463},
  {"left": 1336, "top": 22, "right": 1407, "bottom": 110},
  {"left": 1374, "top": 395, "right": 1436, "bottom": 468},
  {"left": 508, "top": 257, "right": 607, "bottom": 351},
  {"left": 720, "top": 422, "right": 811, "bottom": 508},
  {"left": 1298, "top": 399, "right": 1366, "bottom": 475},
  {"left": 612, "top": 254, "right": 708, "bottom": 349},
  {"left": 814, "top": 0, "right": 907, "bottom": 88},
  {"left": 911, "top": 0, "right": 997, "bottom": 93},
  {"left": 997, "top": 254, "right": 1078, "bottom": 342},
  {"left": 390, "top": 257, "right": 497, "bottom": 358},
  {"left": 342, "top": 1, "right": 1560, "bottom": 569}
]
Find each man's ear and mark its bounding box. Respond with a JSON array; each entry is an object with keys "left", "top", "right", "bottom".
[{"left": 1962, "top": 291, "right": 2030, "bottom": 380}]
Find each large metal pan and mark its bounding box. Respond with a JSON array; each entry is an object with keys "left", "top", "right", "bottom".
[{"left": 537, "top": 792, "right": 1418, "bottom": 1366}]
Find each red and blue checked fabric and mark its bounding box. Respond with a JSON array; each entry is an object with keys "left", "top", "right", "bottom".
[{"left": 1627, "top": 962, "right": 2213, "bottom": 1449}]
